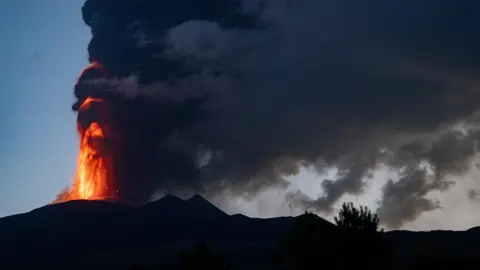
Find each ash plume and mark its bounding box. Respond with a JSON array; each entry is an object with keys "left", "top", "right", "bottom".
[{"left": 76, "top": 0, "right": 480, "bottom": 226}]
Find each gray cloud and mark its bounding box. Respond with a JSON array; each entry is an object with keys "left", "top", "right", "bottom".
[
  {"left": 468, "top": 189, "right": 479, "bottom": 200},
  {"left": 377, "top": 166, "right": 453, "bottom": 229}
]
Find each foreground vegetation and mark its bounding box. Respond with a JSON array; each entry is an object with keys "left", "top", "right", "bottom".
[{"left": 129, "top": 202, "right": 478, "bottom": 270}]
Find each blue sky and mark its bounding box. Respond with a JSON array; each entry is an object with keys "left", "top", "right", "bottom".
[{"left": 0, "top": 0, "right": 90, "bottom": 217}]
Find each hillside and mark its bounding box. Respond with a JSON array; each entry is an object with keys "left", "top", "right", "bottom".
[
  {"left": 1, "top": 196, "right": 480, "bottom": 269},
  {"left": 0, "top": 196, "right": 297, "bottom": 269}
]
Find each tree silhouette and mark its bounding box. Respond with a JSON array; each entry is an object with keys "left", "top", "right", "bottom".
[
  {"left": 177, "top": 240, "right": 230, "bottom": 270},
  {"left": 334, "top": 202, "right": 391, "bottom": 270},
  {"left": 277, "top": 204, "right": 392, "bottom": 270},
  {"left": 334, "top": 202, "right": 380, "bottom": 232}
]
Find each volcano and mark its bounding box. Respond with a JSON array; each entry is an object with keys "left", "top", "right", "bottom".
[
  {"left": 4, "top": 196, "right": 480, "bottom": 269},
  {"left": 54, "top": 61, "right": 117, "bottom": 204},
  {"left": 0, "top": 195, "right": 298, "bottom": 269}
]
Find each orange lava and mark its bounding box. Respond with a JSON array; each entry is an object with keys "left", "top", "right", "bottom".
[
  {"left": 80, "top": 97, "right": 103, "bottom": 111},
  {"left": 53, "top": 97, "right": 112, "bottom": 203},
  {"left": 53, "top": 61, "right": 115, "bottom": 204}
]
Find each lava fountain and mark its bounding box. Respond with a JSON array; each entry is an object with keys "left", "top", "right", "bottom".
[{"left": 53, "top": 62, "right": 115, "bottom": 203}]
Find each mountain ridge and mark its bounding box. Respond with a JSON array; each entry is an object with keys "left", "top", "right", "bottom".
[{"left": 2, "top": 196, "right": 480, "bottom": 269}]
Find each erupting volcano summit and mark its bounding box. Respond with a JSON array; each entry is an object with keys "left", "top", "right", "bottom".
[
  {"left": 54, "top": 62, "right": 116, "bottom": 203},
  {"left": 49, "top": 0, "right": 480, "bottom": 228},
  {"left": 52, "top": 51, "right": 204, "bottom": 205}
]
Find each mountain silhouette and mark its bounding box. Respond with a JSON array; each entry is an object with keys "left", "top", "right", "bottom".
[
  {"left": 136, "top": 195, "right": 227, "bottom": 223},
  {"left": 1, "top": 196, "right": 480, "bottom": 269},
  {"left": 0, "top": 196, "right": 297, "bottom": 269},
  {"left": 185, "top": 194, "right": 227, "bottom": 219}
]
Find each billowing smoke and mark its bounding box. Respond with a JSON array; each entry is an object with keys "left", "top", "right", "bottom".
[{"left": 75, "top": 0, "right": 480, "bottom": 227}]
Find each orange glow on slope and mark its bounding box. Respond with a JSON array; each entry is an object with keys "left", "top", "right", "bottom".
[{"left": 53, "top": 97, "right": 113, "bottom": 203}]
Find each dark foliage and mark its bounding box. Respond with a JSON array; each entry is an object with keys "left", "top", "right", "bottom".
[
  {"left": 334, "top": 202, "right": 380, "bottom": 232},
  {"left": 334, "top": 202, "right": 391, "bottom": 270},
  {"left": 276, "top": 203, "right": 392, "bottom": 270}
]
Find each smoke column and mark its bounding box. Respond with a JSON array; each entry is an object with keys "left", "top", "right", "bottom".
[{"left": 58, "top": 0, "right": 480, "bottom": 227}]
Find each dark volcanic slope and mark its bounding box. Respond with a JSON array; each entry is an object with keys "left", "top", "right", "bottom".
[
  {"left": 0, "top": 196, "right": 296, "bottom": 269},
  {"left": 2, "top": 197, "right": 480, "bottom": 270}
]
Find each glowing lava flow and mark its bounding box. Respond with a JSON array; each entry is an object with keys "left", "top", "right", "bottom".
[
  {"left": 53, "top": 97, "right": 111, "bottom": 203},
  {"left": 75, "top": 98, "right": 108, "bottom": 199},
  {"left": 52, "top": 60, "right": 116, "bottom": 204}
]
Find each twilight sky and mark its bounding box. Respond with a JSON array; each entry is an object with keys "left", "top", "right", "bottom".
[
  {"left": 2, "top": 0, "right": 480, "bottom": 231},
  {"left": 0, "top": 0, "right": 89, "bottom": 216}
]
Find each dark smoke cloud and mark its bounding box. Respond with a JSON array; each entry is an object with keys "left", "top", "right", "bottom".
[
  {"left": 377, "top": 166, "right": 451, "bottom": 229},
  {"left": 76, "top": 0, "right": 480, "bottom": 227}
]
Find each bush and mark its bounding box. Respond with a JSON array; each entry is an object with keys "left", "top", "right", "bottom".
[
  {"left": 277, "top": 203, "right": 392, "bottom": 270},
  {"left": 334, "top": 202, "right": 380, "bottom": 232},
  {"left": 334, "top": 202, "right": 391, "bottom": 270}
]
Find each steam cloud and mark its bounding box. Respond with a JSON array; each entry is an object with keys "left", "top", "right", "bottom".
[{"left": 76, "top": 0, "right": 480, "bottom": 228}]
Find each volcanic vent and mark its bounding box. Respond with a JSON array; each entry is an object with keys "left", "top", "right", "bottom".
[
  {"left": 54, "top": 62, "right": 116, "bottom": 203},
  {"left": 53, "top": 52, "right": 204, "bottom": 205}
]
